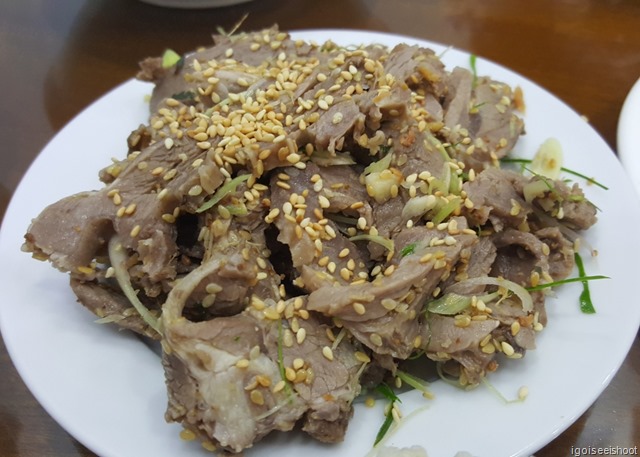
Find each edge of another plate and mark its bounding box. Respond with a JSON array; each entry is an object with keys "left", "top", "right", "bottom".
[{"left": 617, "top": 77, "right": 640, "bottom": 197}]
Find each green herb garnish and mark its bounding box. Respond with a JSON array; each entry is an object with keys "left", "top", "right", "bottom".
[
  {"left": 431, "top": 196, "right": 461, "bottom": 225},
  {"left": 375, "top": 383, "right": 400, "bottom": 403},
  {"left": 526, "top": 274, "right": 608, "bottom": 292},
  {"left": 501, "top": 158, "right": 609, "bottom": 190},
  {"left": 162, "top": 49, "right": 182, "bottom": 69},
  {"left": 470, "top": 54, "right": 478, "bottom": 87},
  {"left": 196, "top": 174, "right": 250, "bottom": 213},
  {"left": 374, "top": 409, "right": 395, "bottom": 446},
  {"left": 526, "top": 268, "right": 607, "bottom": 314},
  {"left": 400, "top": 243, "right": 417, "bottom": 257},
  {"left": 171, "top": 90, "right": 197, "bottom": 102},
  {"left": 396, "top": 370, "right": 433, "bottom": 398},
  {"left": 373, "top": 383, "right": 400, "bottom": 446},
  {"left": 574, "top": 252, "right": 597, "bottom": 314}
]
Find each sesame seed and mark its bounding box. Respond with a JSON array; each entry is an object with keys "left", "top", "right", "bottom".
[
  {"left": 250, "top": 389, "right": 264, "bottom": 406},
  {"left": 318, "top": 195, "right": 330, "bottom": 208},
  {"left": 355, "top": 351, "right": 371, "bottom": 363},
  {"left": 370, "top": 333, "right": 383, "bottom": 347},
  {"left": 296, "top": 327, "right": 307, "bottom": 344},
  {"left": 256, "top": 272, "right": 268, "bottom": 280},
  {"left": 180, "top": 429, "right": 196, "bottom": 441},
  {"left": 130, "top": 225, "right": 141, "bottom": 238},
  {"left": 274, "top": 369, "right": 290, "bottom": 388},
  {"left": 124, "top": 203, "right": 137, "bottom": 215},
  {"left": 236, "top": 359, "right": 250, "bottom": 368},
  {"left": 322, "top": 346, "right": 334, "bottom": 361},
  {"left": 518, "top": 386, "right": 529, "bottom": 400},
  {"left": 353, "top": 302, "right": 366, "bottom": 315},
  {"left": 501, "top": 341, "right": 515, "bottom": 356},
  {"left": 272, "top": 380, "right": 286, "bottom": 393}
]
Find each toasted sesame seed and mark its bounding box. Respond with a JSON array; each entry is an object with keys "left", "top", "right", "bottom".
[
  {"left": 353, "top": 302, "right": 366, "bottom": 315},
  {"left": 130, "top": 225, "right": 141, "bottom": 238},
  {"left": 250, "top": 389, "right": 264, "bottom": 406},
  {"left": 285, "top": 367, "right": 297, "bottom": 382},
  {"left": 296, "top": 327, "right": 307, "bottom": 344},
  {"left": 124, "top": 203, "right": 137, "bottom": 215},
  {"left": 322, "top": 346, "right": 334, "bottom": 361},
  {"left": 370, "top": 333, "right": 383, "bottom": 347},
  {"left": 501, "top": 341, "right": 515, "bottom": 356},
  {"left": 481, "top": 342, "right": 496, "bottom": 354},
  {"left": 263, "top": 307, "right": 280, "bottom": 320},
  {"left": 318, "top": 195, "right": 330, "bottom": 208},
  {"left": 236, "top": 358, "right": 250, "bottom": 368},
  {"left": 272, "top": 380, "right": 286, "bottom": 393},
  {"left": 355, "top": 351, "right": 371, "bottom": 363},
  {"left": 518, "top": 385, "right": 529, "bottom": 400},
  {"left": 180, "top": 429, "right": 197, "bottom": 441}
]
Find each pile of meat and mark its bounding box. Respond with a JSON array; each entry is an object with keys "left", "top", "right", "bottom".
[{"left": 23, "top": 27, "right": 597, "bottom": 454}]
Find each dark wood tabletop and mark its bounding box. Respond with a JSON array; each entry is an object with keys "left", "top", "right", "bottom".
[{"left": 1, "top": 0, "right": 639, "bottom": 456}]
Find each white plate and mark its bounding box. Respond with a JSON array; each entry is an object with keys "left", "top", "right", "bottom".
[
  {"left": 617, "top": 76, "right": 640, "bottom": 197},
  {"left": 1, "top": 30, "right": 639, "bottom": 457}
]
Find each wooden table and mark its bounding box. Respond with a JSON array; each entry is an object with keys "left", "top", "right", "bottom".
[{"left": 1, "top": 0, "right": 638, "bottom": 455}]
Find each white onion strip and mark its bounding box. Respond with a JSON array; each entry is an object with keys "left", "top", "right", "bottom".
[{"left": 450, "top": 276, "right": 533, "bottom": 312}]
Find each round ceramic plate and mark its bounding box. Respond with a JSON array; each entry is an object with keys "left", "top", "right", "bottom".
[
  {"left": 1, "top": 30, "right": 639, "bottom": 457},
  {"left": 617, "top": 76, "right": 640, "bottom": 197}
]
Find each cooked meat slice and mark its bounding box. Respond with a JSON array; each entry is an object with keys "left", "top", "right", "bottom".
[
  {"left": 262, "top": 303, "right": 364, "bottom": 443},
  {"left": 440, "top": 69, "right": 525, "bottom": 171},
  {"left": 442, "top": 67, "right": 472, "bottom": 136},
  {"left": 491, "top": 228, "right": 550, "bottom": 285},
  {"left": 462, "top": 167, "right": 531, "bottom": 231},
  {"left": 307, "top": 219, "right": 477, "bottom": 359},
  {"left": 269, "top": 163, "right": 369, "bottom": 290},
  {"left": 187, "top": 226, "right": 281, "bottom": 316},
  {"left": 163, "top": 313, "right": 307, "bottom": 453},
  {"left": 443, "top": 236, "right": 497, "bottom": 295},
  {"left": 162, "top": 258, "right": 365, "bottom": 451},
  {"left": 426, "top": 313, "right": 499, "bottom": 354},
  {"left": 425, "top": 313, "right": 499, "bottom": 384},
  {"left": 70, "top": 278, "right": 159, "bottom": 339},
  {"left": 535, "top": 226, "right": 575, "bottom": 281},
  {"left": 162, "top": 260, "right": 307, "bottom": 453}
]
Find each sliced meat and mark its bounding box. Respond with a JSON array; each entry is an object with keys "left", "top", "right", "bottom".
[
  {"left": 307, "top": 219, "right": 477, "bottom": 359},
  {"left": 269, "top": 163, "right": 370, "bottom": 290}
]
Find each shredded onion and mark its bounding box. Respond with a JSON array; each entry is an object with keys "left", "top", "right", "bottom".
[
  {"left": 162, "top": 258, "right": 222, "bottom": 324},
  {"left": 449, "top": 276, "right": 533, "bottom": 312},
  {"left": 363, "top": 151, "right": 393, "bottom": 175},
  {"left": 349, "top": 234, "right": 395, "bottom": 254},
  {"left": 310, "top": 149, "right": 356, "bottom": 166},
  {"left": 108, "top": 236, "right": 161, "bottom": 334},
  {"left": 401, "top": 195, "right": 437, "bottom": 219}
]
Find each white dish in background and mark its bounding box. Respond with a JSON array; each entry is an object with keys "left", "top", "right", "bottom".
[
  {"left": 1, "top": 30, "right": 639, "bottom": 457},
  {"left": 139, "top": 0, "right": 254, "bottom": 8},
  {"left": 618, "top": 77, "right": 640, "bottom": 197}
]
